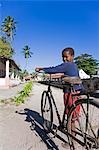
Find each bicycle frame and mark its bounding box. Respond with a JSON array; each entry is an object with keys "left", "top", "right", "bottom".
[
  {"left": 46, "top": 79, "right": 71, "bottom": 129},
  {"left": 45, "top": 80, "right": 87, "bottom": 149},
  {"left": 41, "top": 74, "right": 99, "bottom": 150}
]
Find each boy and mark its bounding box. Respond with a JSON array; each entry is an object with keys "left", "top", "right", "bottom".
[
  {"left": 35, "top": 47, "right": 82, "bottom": 147},
  {"left": 35, "top": 47, "right": 82, "bottom": 92}
]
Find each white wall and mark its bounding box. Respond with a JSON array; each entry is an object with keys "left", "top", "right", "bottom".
[{"left": 0, "top": 78, "right": 5, "bottom": 86}]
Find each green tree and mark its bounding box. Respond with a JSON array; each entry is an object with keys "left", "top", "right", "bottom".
[
  {"left": 18, "top": 69, "right": 29, "bottom": 80},
  {"left": 1, "top": 36, "right": 7, "bottom": 43},
  {"left": 0, "top": 37, "right": 14, "bottom": 58},
  {"left": 74, "top": 53, "right": 99, "bottom": 75},
  {"left": 22, "top": 45, "right": 33, "bottom": 69},
  {"left": 1, "top": 16, "right": 16, "bottom": 41}
]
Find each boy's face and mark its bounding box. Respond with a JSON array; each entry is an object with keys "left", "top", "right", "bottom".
[{"left": 62, "top": 51, "right": 74, "bottom": 62}]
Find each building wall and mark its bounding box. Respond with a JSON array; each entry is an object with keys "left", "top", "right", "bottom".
[{"left": 0, "top": 58, "right": 20, "bottom": 89}]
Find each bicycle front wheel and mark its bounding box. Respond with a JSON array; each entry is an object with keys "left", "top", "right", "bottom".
[
  {"left": 41, "top": 91, "right": 53, "bottom": 132},
  {"left": 67, "top": 98, "right": 99, "bottom": 150}
]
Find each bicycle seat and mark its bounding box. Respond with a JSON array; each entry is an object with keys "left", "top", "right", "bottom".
[{"left": 63, "top": 76, "right": 82, "bottom": 85}]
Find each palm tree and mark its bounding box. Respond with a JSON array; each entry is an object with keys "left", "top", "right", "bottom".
[
  {"left": 1, "top": 16, "right": 16, "bottom": 41},
  {"left": 1, "top": 36, "right": 7, "bottom": 43},
  {"left": 22, "top": 45, "right": 33, "bottom": 69}
]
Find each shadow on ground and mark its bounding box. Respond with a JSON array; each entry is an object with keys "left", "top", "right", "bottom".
[{"left": 16, "top": 108, "right": 60, "bottom": 150}]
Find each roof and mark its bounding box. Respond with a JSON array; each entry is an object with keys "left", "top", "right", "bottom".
[
  {"left": 79, "top": 69, "right": 90, "bottom": 79},
  {"left": 0, "top": 56, "right": 21, "bottom": 71}
]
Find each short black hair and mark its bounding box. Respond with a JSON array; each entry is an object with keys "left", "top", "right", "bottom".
[{"left": 62, "top": 47, "right": 74, "bottom": 56}]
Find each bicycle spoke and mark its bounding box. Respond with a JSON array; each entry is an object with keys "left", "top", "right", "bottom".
[
  {"left": 67, "top": 99, "right": 99, "bottom": 150},
  {"left": 41, "top": 91, "right": 53, "bottom": 132}
]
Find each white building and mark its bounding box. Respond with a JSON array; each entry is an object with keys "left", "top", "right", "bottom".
[{"left": 0, "top": 57, "right": 21, "bottom": 89}]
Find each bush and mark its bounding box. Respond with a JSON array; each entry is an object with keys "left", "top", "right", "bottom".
[{"left": 14, "top": 81, "right": 33, "bottom": 105}]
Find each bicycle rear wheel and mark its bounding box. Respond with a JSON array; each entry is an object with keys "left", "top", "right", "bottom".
[
  {"left": 67, "top": 98, "right": 99, "bottom": 150},
  {"left": 41, "top": 91, "right": 53, "bottom": 132}
]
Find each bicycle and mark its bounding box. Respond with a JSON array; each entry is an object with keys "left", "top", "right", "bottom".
[{"left": 41, "top": 75, "right": 99, "bottom": 150}]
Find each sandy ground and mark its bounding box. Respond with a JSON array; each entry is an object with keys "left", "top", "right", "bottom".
[
  {"left": 0, "top": 84, "right": 25, "bottom": 100},
  {"left": 0, "top": 83, "right": 69, "bottom": 150},
  {"left": 0, "top": 82, "right": 99, "bottom": 150}
]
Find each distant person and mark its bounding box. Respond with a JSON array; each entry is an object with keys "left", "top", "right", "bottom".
[{"left": 35, "top": 47, "right": 83, "bottom": 147}]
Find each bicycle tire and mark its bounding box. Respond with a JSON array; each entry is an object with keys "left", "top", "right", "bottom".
[
  {"left": 41, "top": 91, "right": 53, "bottom": 132},
  {"left": 67, "top": 98, "right": 99, "bottom": 150}
]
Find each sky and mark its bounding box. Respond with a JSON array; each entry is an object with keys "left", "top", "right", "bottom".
[{"left": 0, "top": 0, "right": 99, "bottom": 73}]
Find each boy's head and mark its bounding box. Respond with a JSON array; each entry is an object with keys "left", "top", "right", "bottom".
[{"left": 62, "top": 47, "right": 74, "bottom": 62}]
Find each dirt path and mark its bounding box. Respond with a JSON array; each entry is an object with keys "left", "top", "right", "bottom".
[
  {"left": 0, "top": 83, "right": 69, "bottom": 150},
  {"left": 0, "top": 83, "right": 99, "bottom": 150}
]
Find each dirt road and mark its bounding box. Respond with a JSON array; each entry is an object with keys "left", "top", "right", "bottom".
[
  {"left": 0, "top": 83, "right": 69, "bottom": 150},
  {"left": 0, "top": 82, "right": 99, "bottom": 150}
]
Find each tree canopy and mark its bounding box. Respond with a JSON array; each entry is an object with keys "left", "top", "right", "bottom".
[
  {"left": 22, "top": 45, "right": 33, "bottom": 69},
  {"left": 74, "top": 53, "right": 99, "bottom": 75},
  {"left": 0, "top": 36, "right": 14, "bottom": 58},
  {"left": 0, "top": 16, "right": 16, "bottom": 58},
  {"left": 22, "top": 45, "right": 33, "bottom": 59},
  {"left": 1, "top": 16, "right": 16, "bottom": 41}
]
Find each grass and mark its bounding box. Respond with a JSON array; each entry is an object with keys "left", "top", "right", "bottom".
[{"left": 0, "top": 81, "right": 33, "bottom": 106}]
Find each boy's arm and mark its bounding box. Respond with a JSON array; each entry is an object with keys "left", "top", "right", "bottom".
[
  {"left": 35, "top": 67, "right": 64, "bottom": 79},
  {"left": 35, "top": 63, "right": 67, "bottom": 74},
  {"left": 43, "top": 63, "right": 66, "bottom": 74}
]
